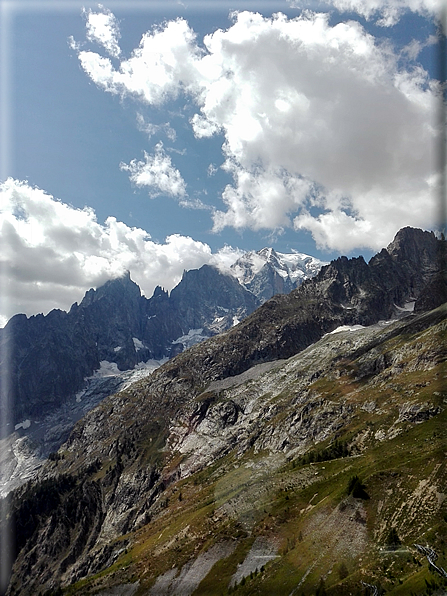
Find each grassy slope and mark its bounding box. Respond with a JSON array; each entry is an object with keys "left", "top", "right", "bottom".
[{"left": 62, "top": 308, "right": 447, "bottom": 596}]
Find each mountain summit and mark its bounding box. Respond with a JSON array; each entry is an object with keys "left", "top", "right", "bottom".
[{"left": 230, "top": 247, "right": 325, "bottom": 302}]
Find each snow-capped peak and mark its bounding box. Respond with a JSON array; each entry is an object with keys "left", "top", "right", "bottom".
[{"left": 230, "top": 247, "right": 327, "bottom": 295}]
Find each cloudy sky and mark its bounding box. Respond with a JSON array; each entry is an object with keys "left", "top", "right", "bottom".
[{"left": 0, "top": 0, "right": 445, "bottom": 326}]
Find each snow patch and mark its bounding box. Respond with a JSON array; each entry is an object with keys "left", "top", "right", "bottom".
[
  {"left": 232, "top": 316, "right": 240, "bottom": 326},
  {"left": 395, "top": 301, "right": 415, "bottom": 312},
  {"left": 134, "top": 358, "right": 168, "bottom": 372},
  {"left": 328, "top": 325, "right": 365, "bottom": 335},
  {"left": 94, "top": 361, "right": 120, "bottom": 377},
  {"left": 118, "top": 360, "right": 168, "bottom": 390},
  {"left": 172, "top": 328, "right": 208, "bottom": 349},
  {"left": 133, "top": 337, "right": 145, "bottom": 351},
  {"left": 14, "top": 419, "right": 31, "bottom": 431},
  {"left": 113, "top": 346, "right": 122, "bottom": 352},
  {"left": 231, "top": 247, "right": 327, "bottom": 287}
]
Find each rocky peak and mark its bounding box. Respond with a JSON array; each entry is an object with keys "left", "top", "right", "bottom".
[
  {"left": 386, "top": 227, "right": 439, "bottom": 284},
  {"left": 314, "top": 255, "right": 371, "bottom": 306},
  {"left": 368, "top": 227, "right": 442, "bottom": 307},
  {"left": 386, "top": 227, "right": 438, "bottom": 262},
  {"left": 79, "top": 271, "right": 141, "bottom": 308},
  {"left": 171, "top": 265, "right": 256, "bottom": 306},
  {"left": 258, "top": 246, "right": 277, "bottom": 260},
  {"left": 151, "top": 285, "right": 169, "bottom": 299},
  {"left": 169, "top": 264, "right": 259, "bottom": 331}
]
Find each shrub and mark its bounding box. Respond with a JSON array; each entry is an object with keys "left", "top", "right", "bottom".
[
  {"left": 315, "top": 577, "right": 327, "bottom": 596},
  {"left": 347, "top": 475, "right": 369, "bottom": 499},
  {"left": 385, "top": 526, "right": 401, "bottom": 550},
  {"left": 338, "top": 561, "right": 349, "bottom": 580}
]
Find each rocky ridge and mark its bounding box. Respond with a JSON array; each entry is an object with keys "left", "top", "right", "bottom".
[{"left": 0, "top": 249, "right": 325, "bottom": 430}]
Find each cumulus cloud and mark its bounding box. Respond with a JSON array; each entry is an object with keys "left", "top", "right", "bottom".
[
  {"left": 0, "top": 179, "right": 242, "bottom": 324},
  {"left": 84, "top": 4, "right": 121, "bottom": 57},
  {"left": 77, "top": 17, "right": 204, "bottom": 104},
  {"left": 213, "top": 164, "right": 314, "bottom": 232},
  {"left": 120, "top": 142, "right": 187, "bottom": 198},
  {"left": 75, "top": 9, "right": 441, "bottom": 252}
]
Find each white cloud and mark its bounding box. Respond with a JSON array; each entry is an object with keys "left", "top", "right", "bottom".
[
  {"left": 120, "top": 142, "right": 187, "bottom": 198},
  {"left": 288, "top": 0, "right": 444, "bottom": 25},
  {"left": 402, "top": 35, "right": 437, "bottom": 60},
  {"left": 75, "top": 10, "right": 441, "bottom": 253},
  {"left": 136, "top": 113, "right": 176, "bottom": 141},
  {"left": 84, "top": 5, "right": 121, "bottom": 58},
  {"left": 213, "top": 164, "right": 313, "bottom": 232},
  {"left": 207, "top": 164, "right": 218, "bottom": 176},
  {"left": 77, "top": 17, "right": 204, "bottom": 104},
  {"left": 0, "top": 179, "right": 242, "bottom": 324}
]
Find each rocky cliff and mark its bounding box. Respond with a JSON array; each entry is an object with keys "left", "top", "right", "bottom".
[{"left": 0, "top": 266, "right": 259, "bottom": 428}]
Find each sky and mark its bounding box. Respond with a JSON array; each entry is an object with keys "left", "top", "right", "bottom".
[{"left": 0, "top": 0, "right": 445, "bottom": 326}]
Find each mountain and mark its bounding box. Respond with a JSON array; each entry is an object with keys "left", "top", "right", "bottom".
[
  {"left": 0, "top": 248, "right": 324, "bottom": 497},
  {"left": 1, "top": 227, "right": 446, "bottom": 596},
  {"left": 230, "top": 247, "right": 326, "bottom": 303},
  {"left": 0, "top": 266, "right": 258, "bottom": 428},
  {"left": 0, "top": 249, "right": 324, "bottom": 431}
]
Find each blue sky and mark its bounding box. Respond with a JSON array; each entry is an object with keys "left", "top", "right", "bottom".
[{"left": 0, "top": 0, "right": 444, "bottom": 324}]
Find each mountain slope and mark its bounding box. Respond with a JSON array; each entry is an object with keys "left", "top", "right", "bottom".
[
  {"left": 1, "top": 227, "right": 446, "bottom": 595},
  {"left": 2, "top": 301, "right": 445, "bottom": 596}
]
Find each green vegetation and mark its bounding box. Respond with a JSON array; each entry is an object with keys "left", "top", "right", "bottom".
[
  {"left": 6, "top": 306, "right": 447, "bottom": 596},
  {"left": 347, "top": 475, "right": 369, "bottom": 500},
  {"left": 294, "top": 438, "right": 350, "bottom": 466},
  {"left": 385, "top": 527, "right": 401, "bottom": 551}
]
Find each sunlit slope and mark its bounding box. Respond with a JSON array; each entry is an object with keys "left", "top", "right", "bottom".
[{"left": 4, "top": 303, "right": 446, "bottom": 595}]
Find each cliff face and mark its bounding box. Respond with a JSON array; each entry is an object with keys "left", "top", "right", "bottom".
[{"left": 0, "top": 267, "right": 260, "bottom": 427}]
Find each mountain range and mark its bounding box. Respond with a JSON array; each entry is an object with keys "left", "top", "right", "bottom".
[
  {"left": 0, "top": 227, "right": 446, "bottom": 596},
  {"left": 0, "top": 247, "right": 325, "bottom": 429},
  {"left": 0, "top": 247, "right": 325, "bottom": 497}
]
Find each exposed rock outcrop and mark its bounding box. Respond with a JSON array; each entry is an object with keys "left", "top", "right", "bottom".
[{"left": 0, "top": 267, "right": 259, "bottom": 427}]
